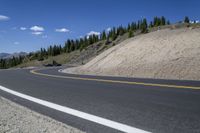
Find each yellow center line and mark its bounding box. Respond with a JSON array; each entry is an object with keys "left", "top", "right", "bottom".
[{"left": 30, "top": 69, "right": 200, "bottom": 90}]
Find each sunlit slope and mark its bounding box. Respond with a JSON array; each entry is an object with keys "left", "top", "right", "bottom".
[{"left": 64, "top": 28, "right": 200, "bottom": 80}]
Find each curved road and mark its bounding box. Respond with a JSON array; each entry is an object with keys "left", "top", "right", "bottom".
[{"left": 0, "top": 67, "right": 200, "bottom": 133}]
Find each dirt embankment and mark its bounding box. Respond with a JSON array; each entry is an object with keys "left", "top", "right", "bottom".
[{"left": 64, "top": 27, "right": 200, "bottom": 80}]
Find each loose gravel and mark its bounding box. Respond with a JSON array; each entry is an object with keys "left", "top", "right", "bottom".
[{"left": 0, "top": 97, "right": 85, "bottom": 133}]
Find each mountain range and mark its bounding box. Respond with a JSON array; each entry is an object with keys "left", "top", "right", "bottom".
[{"left": 0, "top": 52, "right": 27, "bottom": 59}]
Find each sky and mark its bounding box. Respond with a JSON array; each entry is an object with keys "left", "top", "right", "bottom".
[{"left": 0, "top": 0, "right": 200, "bottom": 53}]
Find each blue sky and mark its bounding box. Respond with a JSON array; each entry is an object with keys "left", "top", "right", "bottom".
[{"left": 0, "top": 0, "right": 200, "bottom": 53}]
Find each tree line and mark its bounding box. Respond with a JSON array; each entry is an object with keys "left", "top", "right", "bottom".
[
  {"left": 0, "top": 16, "right": 191, "bottom": 69},
  {"left": 0, "top": 56, "right": 24, "bottom": 69}
]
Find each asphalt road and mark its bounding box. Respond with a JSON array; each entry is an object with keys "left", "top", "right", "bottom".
[{"left": 0, "top": 67, "right": 200, "bottom": 133}]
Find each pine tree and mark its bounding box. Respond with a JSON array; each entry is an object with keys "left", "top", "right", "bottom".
[
  {"left": 161, "top": 16, "right": 166, "bottom": 25},
  {"left": 127, "top": 23, "right": 131, "bottom": 31},
  {"left": 117, "top": 26, "right": 125, "bottom": 36},
  {"left": 48, "top": 46, "right": 53, "bottom": 56},
  {"left": 141, "top": 18, "right": 148, "bottom": 33},
  {"left": 184, "top": 16, "right": 190, "bottom": 23},
  {"left": 153, "top": 17, "right": 162, "bottom": 27},
  {"left": 101, "top": 31, "right": 107, "bottom": 40},
  {"left": 149, "top": 21, "right": 153, "bottom": 28},
  {"left": 128, "top": 30, "right": 134, "bottom": 38},
  {"left": 131, "top": 22, "right": 136, "bottom": 31},
  {"left": 167, "top": 20, "right": 170, "bottom": 25},
  {"left": 153, "top": 17, "right": 158, "bottom": 26},
  {"left": 69, "top": 40, "right": 75, "bottom": 52},
  {"left": 111, "top": 27, "right": 117, "bottom": 41},
  {"left": 67, "top": 40, "right": 71, "bottom": 53}
]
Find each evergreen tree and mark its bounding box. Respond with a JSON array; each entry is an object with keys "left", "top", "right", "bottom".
[
  {"left": 161, "top": 16, "right": 166, "bottom": 25},
  {"left": 153, "top": 17, "right": 161, "bottom": 26},
  {"left": 79, "top": 38, "right": 85, "bottom": 51},
  {"left": 167, "top": 20, "right": 170, "bottom": 25},
  {"left": 75, "top": 39, "right": 80, "bottom": 50},
  {"left": 117, "top": 26, "right": 125, "bottom": 36},
  {"left": 127, "top": 23, "right": 131, "bottom": 31},
  {"left": 84, "top": 36, "right": 88, "bottom": 47},
  {"left": 131, "top": 22, "right": 137, "bottom": 31},
  {"left": 141, "top": 18, "right": 148, "bottom": 33},
  {"left": 149, "top": 21, "right": 153, "bottom": 28},
  {"left": 110, "top": 27, "right": 117, "bottom": 41},
  {"left": 153, "top": 17, "right": 158, "bottom": 26},
  {"left": 67, "top": 40, "right": 72, "bottom": 53},
  {"left": 184, "top": 16, "right": 190, "bottom": 23},
  {"left": 128, "top": 30, "right": 134, "bottom": 38},
  {"left": 48, "top": 46, "right": 53, "bottom": 56},
  {"left": 69, "top": 40, "right": 75, "bottom": 52},
  {"left": 101, "top": 31, "right": 107, "bottom": 40}
]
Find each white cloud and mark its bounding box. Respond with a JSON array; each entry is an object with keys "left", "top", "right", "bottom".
[
  {"left": 30, "top": 26, "right": 44, "bottom": 35},
  {"left": 55, "top": 28, "right": 70, "bottom": 33},
  {"left": 0, "top": 15, "right": 10, "bottom": 21},
  {"left": 87, "top": 31, "right": 100, "bottom": 36},
  {"left": 32, "top": 32, "right": 43, "bottom": 35},
  {"left": 106, "top": 27, "right": 111, "bottom": 32},
  {"left": 190, "top": 20, "right": 200, "bottom": 24},
  {"left": 14, "top": 42, "right": 20, "bottom": 45},
  {"left": 20, "top": 27, "right": 27, "bottom": 30},
  {"left": 30, "top": 26, "right": 44, "bottom": 32}
]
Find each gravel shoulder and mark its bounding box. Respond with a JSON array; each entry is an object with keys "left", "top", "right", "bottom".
[{"left": 0, "top": 96, "right": 85, "bottom": 133}]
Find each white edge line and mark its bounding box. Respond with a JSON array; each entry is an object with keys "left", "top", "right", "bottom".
[{"left": 0, "top": 85, "right": 150, "bottom": 133}]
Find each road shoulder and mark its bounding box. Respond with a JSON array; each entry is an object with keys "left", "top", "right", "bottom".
[{"left": 0, "top": 96, "right": 85, "bottom": 133}]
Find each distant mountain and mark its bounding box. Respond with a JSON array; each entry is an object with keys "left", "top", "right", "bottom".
[
  {"left": 0, "top": 53, "right": 10, "bottom": 59},
  {"left": 0, "top": 52, "right": 27, "bottom": 59}
]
